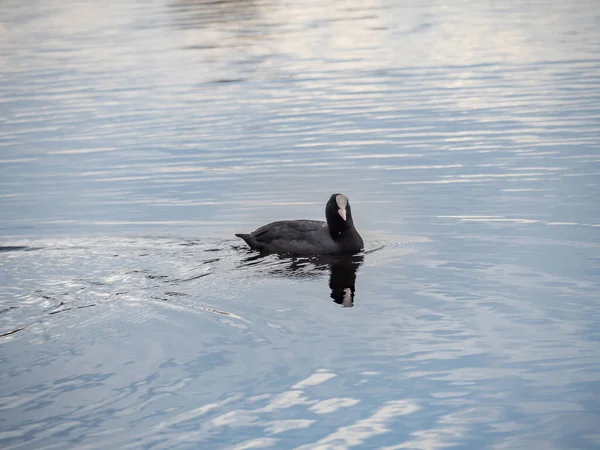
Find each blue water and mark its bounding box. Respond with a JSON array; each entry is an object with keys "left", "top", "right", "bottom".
[{"left": 1, "top": 0, "right": 600, "bottom": 448}]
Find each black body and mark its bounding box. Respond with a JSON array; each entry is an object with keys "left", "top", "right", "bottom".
[{"left": 235, "top": 193, "right": 364, "bottom": 255}]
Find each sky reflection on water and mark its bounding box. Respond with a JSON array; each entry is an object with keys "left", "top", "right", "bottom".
[{"left": 1, "top": 0, "right": 599, "bottom": 449}]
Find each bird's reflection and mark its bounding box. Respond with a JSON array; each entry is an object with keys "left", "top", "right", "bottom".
[
  {"left": 328, "top": 256, "right": 362, "bottom": 307},
  {"left": 239, "top": 252, "right": 363, "bottom": 307}
]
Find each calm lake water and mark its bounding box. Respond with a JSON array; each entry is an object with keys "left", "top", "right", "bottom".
[{"left": 1, "top": 0, "right": 600, "bottom": 448}]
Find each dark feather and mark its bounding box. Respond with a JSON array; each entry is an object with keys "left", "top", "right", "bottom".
[{"left": 235, "top": 194, "right": 363, "bottom": 255}]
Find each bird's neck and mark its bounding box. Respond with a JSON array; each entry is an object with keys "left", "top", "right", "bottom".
[{"left": 329, "top": 222, "right": 352, "bottom": 241}]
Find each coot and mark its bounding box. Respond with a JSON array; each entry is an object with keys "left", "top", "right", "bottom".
[{"left": 235, "top": 193, "right": 364, "bottom": 255}]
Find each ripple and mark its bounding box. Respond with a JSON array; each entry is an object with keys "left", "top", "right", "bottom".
[{"left": 1, "top": 0, "right": 599, "bottom": 448}]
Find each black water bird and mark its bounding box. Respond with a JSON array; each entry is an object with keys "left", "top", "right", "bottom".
[{"left": 235, "top": 193, "right": 364, "bottom": 255}]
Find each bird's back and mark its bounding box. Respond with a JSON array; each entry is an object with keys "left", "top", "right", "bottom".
[{"left": 236, "top": 220, "right": 338, "bottom": 255}]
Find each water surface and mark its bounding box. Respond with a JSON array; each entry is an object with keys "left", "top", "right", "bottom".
[{"left": 1, "top": 0, "right": 599, "bottom": 448}]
